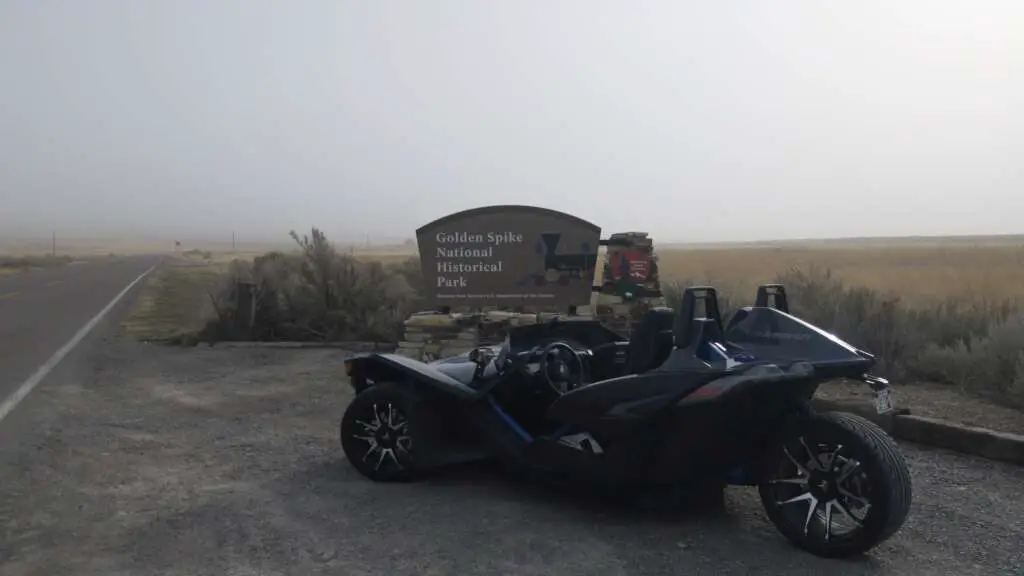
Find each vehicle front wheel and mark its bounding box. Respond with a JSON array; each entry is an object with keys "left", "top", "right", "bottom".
[
  {"left": 340, "top": 383, "right": 424, "bottom": 482},
  {"left": 758, "top": 411, "right": 912, "bottom": 558}
]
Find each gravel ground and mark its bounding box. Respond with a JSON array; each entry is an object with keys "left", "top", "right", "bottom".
[{"left": 1, "top": 342, "right": 1022, "bottom": 576}]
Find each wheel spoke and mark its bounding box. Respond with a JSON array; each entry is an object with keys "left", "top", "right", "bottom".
[
  {"left": 382, "top": 447, "right": 404, "bottom": 471},
  {"left": 783, "top": 445, "right": 812, "bottom": 477},
  {"left": 836, "top": 459, "right": 862, "bottom": 483},
  {"left": 825, "top": 444, "right": 844, "bottom": 472},
  {"left": 836, "top": 485, "right": 871, "bottom": 511},
  {"left": 798, "top": 438, "right": 821, "bottom": 471},
  {"left": 395, "top": 435, "right": 412, "bottom": 453},
  {"left": 362, "top": 442, "right": 380, "bottom": 463},
  {"left": 778, "top": 491, "right": 815, "bottom": 506},
  {"left": 823, "top": 500, "right": 834, "bottom": 541},
  {"left": 355, "top": 419, "right": 379, "bottom": 432},
  {"left": 835, "top": 458, "right": 872, "bottom": 513},
  {"left": 831, "top": 499, "right": 865, "bottom": 526},
  {"left": 801, "top": 494, "right": 819, "bottom": 535}
]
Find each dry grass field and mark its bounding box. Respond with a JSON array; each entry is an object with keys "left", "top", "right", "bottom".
[
  {"left": 0, "top": 237, "right": 171, "bottom": 257},
  {"left": 654, "top": 243, "right": 1024, "bottom": 304}
]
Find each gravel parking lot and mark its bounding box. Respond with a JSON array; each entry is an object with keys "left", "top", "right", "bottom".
[{"left": 1, "top": 341, "right": 1021, "bottom": 576}]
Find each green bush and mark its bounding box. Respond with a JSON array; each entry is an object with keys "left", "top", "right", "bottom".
[
  {"left": 664, "top": 266, "right": 1024, "bottom": 408},
  {"left": 203, "top": 228, "right": 422, "bottom": 343}
]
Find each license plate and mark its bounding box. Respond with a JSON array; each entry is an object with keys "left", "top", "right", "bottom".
[{"left": 874, "top": 388, "right": 893, "bottom": 414}]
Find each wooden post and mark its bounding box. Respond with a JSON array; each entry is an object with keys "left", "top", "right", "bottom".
[{"left": 233, "top": 281, "right": 256, "bottom": 338}]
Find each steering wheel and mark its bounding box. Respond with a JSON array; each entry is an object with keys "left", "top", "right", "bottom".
[{"left": 539, "top": 342, "right": 586, "bottom": 395}]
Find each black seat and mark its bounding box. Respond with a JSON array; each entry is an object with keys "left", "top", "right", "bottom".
[
  {"left": 673, "top": 286, "right": 725, "bottom": 350},
  {"left": 625, "top": 307, "right": 676, "bottom": 374}
]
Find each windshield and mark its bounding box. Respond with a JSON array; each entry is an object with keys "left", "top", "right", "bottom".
[{"left": 725, "top": 307, "right": 872, "bottom": 368}]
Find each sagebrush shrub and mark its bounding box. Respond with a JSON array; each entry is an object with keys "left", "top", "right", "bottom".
[{"left": 205, "top": 228, "right": 420, "bottom": 343}]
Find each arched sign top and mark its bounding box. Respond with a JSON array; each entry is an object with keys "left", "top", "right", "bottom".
[
  {"left": 415, "top": 205, "right": 602, "bottom": 309},
  {"left": 415, "top": 205, "right": 600, "bottom": 236}
]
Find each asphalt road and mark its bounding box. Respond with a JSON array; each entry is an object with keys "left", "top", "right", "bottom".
[{"left": 0, "top": 255, "right": 162, "bottom": 417}]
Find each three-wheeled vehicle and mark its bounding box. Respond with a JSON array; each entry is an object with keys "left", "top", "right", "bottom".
[{"left": 340, "top": 285, "right": 911, "bottom": 558}]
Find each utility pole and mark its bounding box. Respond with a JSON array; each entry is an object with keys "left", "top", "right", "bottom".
[
  {"left": 232, "top": 231, "right": 236, "bottom": 253},
  {"left": 51, "top": 231, "right": 56, "bottom": 257}
]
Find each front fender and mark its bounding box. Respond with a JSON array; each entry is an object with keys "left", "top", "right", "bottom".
[{"left": 344, "top": 353, "right": 481, "bottom": 400}]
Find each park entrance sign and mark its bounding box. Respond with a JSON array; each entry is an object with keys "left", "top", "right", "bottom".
[{"left": 415, "top": 205, "right": 601, "bottom": 308}]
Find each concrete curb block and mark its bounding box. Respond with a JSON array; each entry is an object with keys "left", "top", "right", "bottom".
[
  {"left": 209, "top": 341, "right": 397, "bottom": 352},
  {"left": 812, "top": 398, "right": 1024, "bottom": 466}
]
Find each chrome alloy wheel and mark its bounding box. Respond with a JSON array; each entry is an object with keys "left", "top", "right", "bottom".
[
  {"left": 350, "top": 402, "right": 412, "bottom": 472},
  {"left": 767, "top": 438, "right": 873, "bottom": 542}
]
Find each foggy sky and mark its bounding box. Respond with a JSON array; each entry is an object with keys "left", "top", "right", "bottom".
[{"left": 1, "top": 1, "right": 1021, "bottom": 244}]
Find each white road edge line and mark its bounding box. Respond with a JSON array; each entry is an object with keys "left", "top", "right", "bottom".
[{"left": 0, "top": 264, "right": 158, "bottom": 425}]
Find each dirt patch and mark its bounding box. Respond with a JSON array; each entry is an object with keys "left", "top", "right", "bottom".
[
  {"left": 817, "top": 379, "right": 1024, "bottom": 436},
  {"left": 1, "top": 342, "right": 1022, "bottom": 575},
  {"left": 121, "top": 260, "right": 228, "bottom": 342}
]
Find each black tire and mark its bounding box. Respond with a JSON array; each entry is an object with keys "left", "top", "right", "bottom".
[
  {"left": 340, "top": 382, "right": 426, "bottom": 482},
  {"left": 758, "top": 411, "right": 912, "bottom": 558}
]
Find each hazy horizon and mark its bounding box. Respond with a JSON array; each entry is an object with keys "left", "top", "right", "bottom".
[{"left": 1, "top": 1, "right": 1021, "bottom": 245}]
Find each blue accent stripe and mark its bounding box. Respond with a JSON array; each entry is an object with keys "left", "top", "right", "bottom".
[{"left": 487, "top": 395, "right": 533, "bottom": 443}]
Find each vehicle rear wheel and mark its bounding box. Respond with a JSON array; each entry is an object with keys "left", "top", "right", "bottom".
[
  {"left": 758, "top": 411, "right": 912, "bottom": 558},
  {"left": 340, "top": 383, "right": 424, "bottom": 482}
]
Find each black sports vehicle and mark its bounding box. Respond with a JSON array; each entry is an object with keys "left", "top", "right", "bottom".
[{"left": 340, "top": 285, "right": 911, "bottom": 558}]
